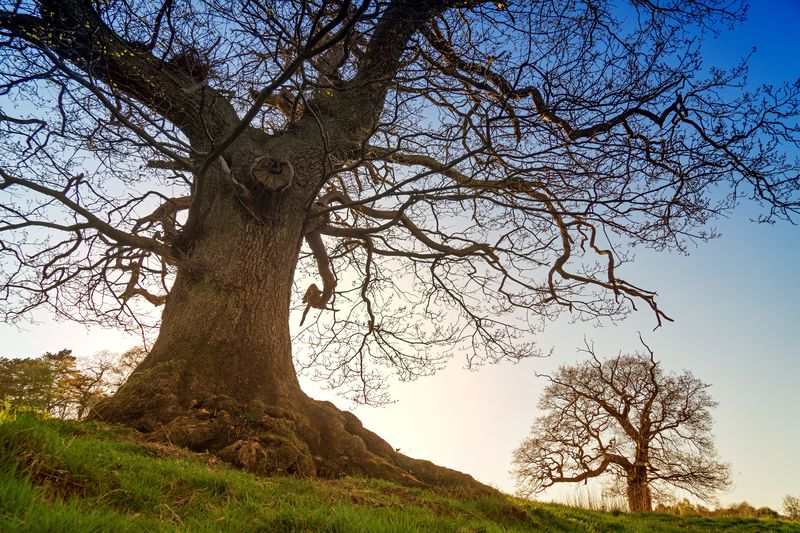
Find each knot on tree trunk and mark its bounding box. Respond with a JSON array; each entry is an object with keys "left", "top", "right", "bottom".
[{"left": 250, "top": 155, "right": 295, "bottom": 191}]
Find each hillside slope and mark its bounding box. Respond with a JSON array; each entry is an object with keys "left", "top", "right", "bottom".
[{"left": 1, "top": 410, "right": 797, "bottom": 532}]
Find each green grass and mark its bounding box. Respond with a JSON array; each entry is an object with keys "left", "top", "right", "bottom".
[{"left": 1, "top": 410, "right": 798, "bottom": 532}]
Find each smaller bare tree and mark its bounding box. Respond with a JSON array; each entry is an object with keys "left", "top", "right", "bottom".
[
  {"left": 512, "top": 339, "right": 731, "bottom": 512},
  {"left": 784, "top": 495, "right": 800, "bottom": 521}
]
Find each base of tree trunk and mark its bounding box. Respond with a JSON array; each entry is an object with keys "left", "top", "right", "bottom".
[
  {"left": 627, "top": 479, "right": 653, "bottom": 512},
  {"left": 91, "top": 360, "right": 489, "bottom": 494}
]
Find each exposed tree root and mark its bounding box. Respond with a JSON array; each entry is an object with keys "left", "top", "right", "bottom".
[{"left": 91, "top": 361, "right": 490, "bottom": 494}]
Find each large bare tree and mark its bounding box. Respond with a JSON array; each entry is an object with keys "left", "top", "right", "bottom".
[
  {"left": 0, "top": 0, "right": 797, "bottom": 485},
  {"left": 511, "top": 340, "right": 732, "bottom": 512}
]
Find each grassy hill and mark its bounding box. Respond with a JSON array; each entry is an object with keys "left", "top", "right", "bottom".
[{"left": 1, "top": 409, "right": 797, "bottom": 532}]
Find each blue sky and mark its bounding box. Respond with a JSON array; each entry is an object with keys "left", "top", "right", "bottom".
[{"left": 1, "top": 0, "right": 799, "bottom": 510}]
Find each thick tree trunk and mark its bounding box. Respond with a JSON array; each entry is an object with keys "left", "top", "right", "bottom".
[
  {"left": 626, "top": 469, "right": 652, "bottom": 512},
  {"left": 92, "top": 160, "right": 484, "bottom": 491}
]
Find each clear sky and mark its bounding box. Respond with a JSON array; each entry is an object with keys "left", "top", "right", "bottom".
[{"left": 1, "top": 0, "right": 798, "bottom": 511}]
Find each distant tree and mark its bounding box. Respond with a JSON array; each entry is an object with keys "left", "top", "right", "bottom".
[
  {"left": 719, "top": 502, "right": 780, "bottom": 519},
  {"left": 660, "top": 500, "right": 781, "bottom": 519},
  {"left": 1, "top": 0, "right": 799, "bottom": 484},
  {"left": 0, "top": 355, "right": 55, "bottom": 412},
  {"left": 0, "top": 349, "right": 78, "bottom": 414},
  {"left": 784, "top": 495, "right": 800, "bottom": 521},
  {"left": 755, "top": 506, "right": 780, "bottom": 519},
  {"left": 512, "top": 340, "right": 731, "bottom": 512},
  {"left": 0, "top": 348, "right": 146, "bottom": 419},
  {"left": 42, "top": 349, "right": 84, "bottom": 418}
]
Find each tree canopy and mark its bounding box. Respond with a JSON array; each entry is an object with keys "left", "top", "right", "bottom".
[
  {"left": 512, "top": 340, "right": 731, "bottom": 512},
  {"left": 1, "top": 0, "right": 798, "bottom": 402}
]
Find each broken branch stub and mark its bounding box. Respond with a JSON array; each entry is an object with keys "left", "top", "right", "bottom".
[{"left": 250, "top": 156, "right": 295, "bottom": 192}]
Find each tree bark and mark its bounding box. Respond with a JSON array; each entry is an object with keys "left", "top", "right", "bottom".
[
  {"left": 91, "top": 145, "right": 486, "bottom": 492},
  {"left": 626, "top": 468, "right": 653, "bottom": 512}
]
